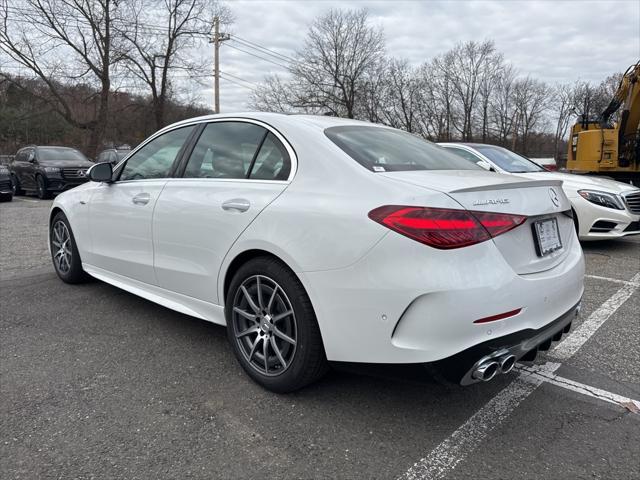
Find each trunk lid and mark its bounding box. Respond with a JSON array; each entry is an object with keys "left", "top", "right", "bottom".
[{"left": 380, "top": 170, "right": 575, "bottom": 274}]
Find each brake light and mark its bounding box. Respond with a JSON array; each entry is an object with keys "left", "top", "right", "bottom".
[{"left": 368, "top": 206, "right": 526, "bottom": 249}]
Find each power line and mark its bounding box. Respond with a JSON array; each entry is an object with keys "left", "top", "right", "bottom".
[
  {"left": 219, "top": 74, "right": 255, "bottom": 91},
  {"left": 220, "top": 71, "right": 257, "bottom": 86},
  {"left": 231, "top": 35, "right": 297, "bottom": 63},
  {"left": 224, "top": 43, "right": 291, "bottom": 71}
]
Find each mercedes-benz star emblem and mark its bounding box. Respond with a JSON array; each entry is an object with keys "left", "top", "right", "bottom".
[
  {"left": 549, "top": 187, "right": 559, "bottom": 207},
  {"left": 77, "top": 169, "right": 86, "bottom": 177}
]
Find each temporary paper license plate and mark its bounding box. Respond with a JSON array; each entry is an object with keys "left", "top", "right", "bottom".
[{"left": 533, "top": 217, "right": 562, "bottom": 256}]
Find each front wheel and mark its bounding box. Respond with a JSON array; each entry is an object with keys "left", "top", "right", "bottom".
[
  {"left": 50, "top": 212, "right": 88, "bottom": 284},
  {"left": 226, "top": 256, "right": 328, "bottom": 393},
  {"left": 11, "top": 175, "right": 24, "bottom": 195},
  {"left": 36, "top": 175, "right": 52, "bottom": 199}
]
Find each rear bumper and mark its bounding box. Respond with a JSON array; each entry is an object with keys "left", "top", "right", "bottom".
[
  {"left": 302, "top": 229, "right": 585, "bottom": 364},
  {"left": 435, "top": 299, "right": 580, "bottom": 385}
]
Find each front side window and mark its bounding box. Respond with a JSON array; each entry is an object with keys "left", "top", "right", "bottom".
[
  {"left": 119, "top": 126, "right": 194, "bottom": 181},
  {"left": 474, "top": 146, "right": 544, "bottom": 173},
  {"left": 184, "top": 122, "right": 266, "bottom": 179},
  {"left": 15, "top": 150, "right": 28, "bottom": 162},
  {"left": 325, "top": 126, "right": 480, "bottom": 172}
]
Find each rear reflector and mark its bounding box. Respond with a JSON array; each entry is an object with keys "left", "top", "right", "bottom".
[
  {"left": 368, "top": 206, "right": 526, "bottom": 249},
  {"left": 473, "top": 308, "right": 522, "bottom": 324}
]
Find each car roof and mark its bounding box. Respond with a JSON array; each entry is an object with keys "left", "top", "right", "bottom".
[{"left": 161, "top": 111, "right": 384, "bottom": 135}]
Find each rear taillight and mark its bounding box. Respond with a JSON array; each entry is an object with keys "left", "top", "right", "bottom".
[{"left": 368, "top": 206, "right": 526, "bottom": 249}]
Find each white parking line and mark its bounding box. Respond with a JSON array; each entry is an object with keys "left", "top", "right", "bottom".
[
  {"left": 12, "top": 197, "right": 40, "bottom": 203},
  {"left": 401, "top": 365, "right": 559, "bottom": 480},
  {"left": 584, "top": 274, "right": 640, "bottom": 287},
  {"left": 551, "top": 272, "right": 640, "bottom": 360},
  {"left": 517, "top": 364, "right": 640, "bottom": 412},
  {"left": 399, "top": 273, "right": 640, "bottom": 480}
]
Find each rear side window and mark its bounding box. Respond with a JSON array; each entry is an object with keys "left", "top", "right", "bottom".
[
  {"left": 325, "top": 126, "right": 480, "bottom": 172},
  {"left": 184, "top": 122, "right": 265, "bottom": 179},
  {"left": 249, "top": 133, "right": 290, "bottom": 180},
  {"left": 183, "top": 122, "right": 291, "bottom": 181}
]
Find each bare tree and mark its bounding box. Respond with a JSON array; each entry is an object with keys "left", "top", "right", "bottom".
[
  {"left": 252, "top": 8, "right": 384, "bottom": 118},
  {"left": 118, "top": 0, "right": 231, "bottom": 130},
  {"left": 423, "top": 55, "right": 457, "bottom": 140},
  {"left": 551, "top": 83, "right": 575, "bottom": 160},
  {"left": 0, "top": 0, "right": 122, "bottom": 155},
  {"left": 477, "top": 51, "right": 504, "bottom": 142},
  {"left": 489, "top": 64, "right": 517, "bottom": 144},
  {"left": 512, "top": 77, "right": 550, "bottom": 154},
  {"left": 378, "top": 58, "right": 422, "bottom": 132},
  {"left": 249, "top": 74, "right": 295, "bottom": 113},
  {"left": 445, "top": 40, "right": 498, "bottom": 141}
]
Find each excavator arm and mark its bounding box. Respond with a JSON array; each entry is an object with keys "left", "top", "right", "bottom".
[{"left": 600, "top": 61, "right": 640, "bottom": 128}]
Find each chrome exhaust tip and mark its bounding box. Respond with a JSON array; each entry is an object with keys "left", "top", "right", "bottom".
[
  {"left": 498, "top": 354, "right": 516, "bottom": 374},
  {"left": 471, "top": 361, "right": 499, "bottom": 382}
]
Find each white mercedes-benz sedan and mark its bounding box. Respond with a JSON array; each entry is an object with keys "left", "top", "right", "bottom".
[
  {"left": 50, "top": 113, "right": 584, "bottom": 392},
  {"left": 439, "top": 143, "right": 640, "bottom": 241}
]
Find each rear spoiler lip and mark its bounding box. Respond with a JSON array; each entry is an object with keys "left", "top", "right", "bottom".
[{"left": 449, "top": 179, "right": 563, "bottom": 193}]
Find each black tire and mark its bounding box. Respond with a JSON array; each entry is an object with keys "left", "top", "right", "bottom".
[
  {"left": 50, "top": 212, "right": 89, "bottom": 284},
  {"left": 36, "top": 175, "right": 52, "bottom": 199},
  {"left": 11, "top": 174, "right": 24, "bottom": 195},
  {"left": 0, "top": 192, "right": 13, "bottom": 202},
  {"left": 225, "top": 256, "right": 328, "bottom": 393}
]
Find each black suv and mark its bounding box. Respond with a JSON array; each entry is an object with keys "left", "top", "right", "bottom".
[
  {"left": 0, "top": 164, "right": 13, "bottom": 202},
  {"left": 10, "top": 146, "right": 93, "bottom": 199}
]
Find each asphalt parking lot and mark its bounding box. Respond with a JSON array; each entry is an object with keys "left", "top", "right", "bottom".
[{"left": 1, "top": 196, "right": 639, "bottom": 480}]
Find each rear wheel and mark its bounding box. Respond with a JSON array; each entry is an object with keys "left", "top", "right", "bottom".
[
  {"left": 226, "top": 256, "right": 328, "bottom": 393},
  {"left": 50, "top": 212, "right": 88, "bottom": 283},
  {"left": 0, "top": 192, "right": 13, "bottom": 202},
  {"left": 36, "top": 175, "right": 52, "bottom": 199}
]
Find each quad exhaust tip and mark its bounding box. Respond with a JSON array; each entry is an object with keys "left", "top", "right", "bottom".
[
  {"left": 471, "top": 354, "right": 516, "bottom": 382},
  {"left": 471, "top": 361, "right": 499, "bottom": 382},
  {"left": 498, "top": 354, "right": 516, "bottom": 373}
]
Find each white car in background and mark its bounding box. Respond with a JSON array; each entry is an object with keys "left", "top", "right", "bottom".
[
  {"left": 49, "top": 114, "right": 584, "bottom": 392},
  {"left": 439, "top": 143, "right": 640, "bottom": 241}
]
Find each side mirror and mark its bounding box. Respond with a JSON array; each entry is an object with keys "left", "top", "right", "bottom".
[
  {"left": 476, "top": 160, "right": 492, "bottom": 171},
  {"left": 88, "top": 162, "right": 113, "bottom": 183},
  {"left": 28, "top": 152, "right": 36, "bottom": 163}
]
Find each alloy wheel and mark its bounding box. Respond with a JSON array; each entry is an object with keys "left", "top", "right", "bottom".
[
  {"left": 52, "top": 220, "right": 72, "bottom": 274},
  {"left": 231, "top": 275, "right": 297, "bottom": 377}
]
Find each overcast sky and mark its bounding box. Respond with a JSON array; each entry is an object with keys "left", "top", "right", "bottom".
[{"left": 204, "top": 0, "right": 639, "bottom": 112}]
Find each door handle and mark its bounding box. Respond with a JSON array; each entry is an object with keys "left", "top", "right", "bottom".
[
  {"left": 222, "top": 198, "right": 250, "bottom": 212},
  {"left": 132, "top": 193, "right": 150, "bottom": 205}
]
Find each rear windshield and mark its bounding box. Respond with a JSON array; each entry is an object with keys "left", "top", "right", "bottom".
[
  {"left": 38, "top": 147, "right": 87, "bottom": 162},
  {"left": 325, "top": 126, "right": 480, "bottom": 172}
]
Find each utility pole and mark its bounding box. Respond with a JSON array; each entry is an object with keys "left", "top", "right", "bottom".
[{"left": 210, "top": 16, "right": 230, "bottom": 113}]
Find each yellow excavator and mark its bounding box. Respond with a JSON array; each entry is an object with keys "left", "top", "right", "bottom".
[{"left": 566, "top": 61, "right": 640, "bottom": 186}]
